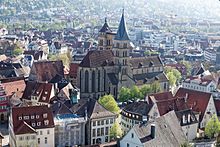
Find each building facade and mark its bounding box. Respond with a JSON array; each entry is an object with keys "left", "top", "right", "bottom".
[
  {"left": 9, "top": 105, "right": 55, "bottom": 147},
  {"left": 0, "top": 83, "right": 8, "bottom": 123}
]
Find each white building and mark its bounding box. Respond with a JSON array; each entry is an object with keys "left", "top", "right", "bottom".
[
  {"left": 54, "top": 114, "right": 86, "bottom": 147},
  {"left": 9, "top": 105, "right": 55, "bottom": 147},
  {"left": 182, "top": 76, "right": 216, "bottom": 93},
  {"left": 204, "top": 48, "right": 216, "bottom": 62}
]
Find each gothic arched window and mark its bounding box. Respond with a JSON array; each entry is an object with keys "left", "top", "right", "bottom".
[
  {"left": 85, "top": 70, "right": 89, "bottom": 92},
  {"left": 92, "top": 71, "right": 96, "bottom": 92}
]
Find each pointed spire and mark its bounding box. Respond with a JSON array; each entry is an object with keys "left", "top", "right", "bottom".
[
  {"left": 115, "top": 9, "right": 129, "bottom": 41},
  {"left": 99, "top": 17, "right": 112, "bottom": 33}
]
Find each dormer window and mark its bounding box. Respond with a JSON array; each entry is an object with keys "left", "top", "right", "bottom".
[
  {"left": 24, "top": 116, "right": 29, "bottom": 120},
  {"left": 32, "top": 123, "right": 36, "bottom": 127},
  {"left": 36, "top": 115, "right": 39, "bottom": 119},
  {"left": 43, "top": 113, "right": 47, "bottom": 118},
  {"left": 44, "top": 120, "right": 49, "bottom": 125},
  {"left": 37, "top": 122, "right": 41, "bottom": 126},
  {"left": 31, "top": 115, "right": 35, "bottom": 119},
  {"left": 42, "top": 96, "right": 46, "bottom": 101},
  {"left": 18, "top": 116, "right": 22, "bottom": 120}
]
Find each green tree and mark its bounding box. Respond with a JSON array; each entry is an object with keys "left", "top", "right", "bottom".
[
  {"left": 98, "top": 95, "right": 120, "bottom": 114},
  {"left": 140, "top": 84, "right": 152, "bottom": 98},
  {"left": 130, "top": 85, "right": 142, "bottom": 100},
  {"left": 151, "top": 81, "right": 161, "bottom": 93},
  {"left": 110, "top": 121, "right": 123, "bottom": 140},
  {"left": 167, "top": 72, "right": 177, "bottom": 87},
  {"left": 49, "top": 53, "right": 70, "bottom": 66},
  {"left": 205, "top": 115, "right": 220, "bottom": 138},
  {"left": 13, "top": 48, "right": 23, "bottom": 56},
  {"left": 180, "top": 142, "right": 192, "bottom": 147},
  {"left": 118, "top": 87, "right": 131, "bottom": 102},
  {"left": 180, "top": 60, "right": 192, "bottom": 76}
]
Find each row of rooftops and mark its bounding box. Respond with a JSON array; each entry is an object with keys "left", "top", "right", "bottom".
[{"left": 122, "top": 88, "right": 212, "bottom": 123}]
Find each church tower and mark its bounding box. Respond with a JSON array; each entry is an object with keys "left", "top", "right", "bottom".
[
  {"left": 113, "top": 10, "right": 131, "bottom": 75},
  {"left": 98, "top": 18, "right": 115, "bottom": 50}
]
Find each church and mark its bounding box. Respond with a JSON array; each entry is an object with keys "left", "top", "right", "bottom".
[{"left": 77, "top": 11, "right": 169, "bottom": 100}]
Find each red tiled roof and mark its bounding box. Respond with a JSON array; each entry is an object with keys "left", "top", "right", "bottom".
[
  {"left": 22, "top": 81, "right": 53, "bottom": 104},
  {"left": 214, "top": 99, "right": 220, "bottom": 116},
  {"left": 2, "top": 79, "right": 26, "bottom": 97},
  {"left": 12, "top": 105, "right": 54, "bottom": 135},
  {"left": 149, "top": 91, "right": 188, "bottom": 116},
  {"left": 69, "top": 63, "right": 79, "bottom": 78},
  {"left": 29, "top": 60, "right": 64, "bottom": 82},
  {"left": 175, "top": 88, "right": 212, "bottom": 121}
]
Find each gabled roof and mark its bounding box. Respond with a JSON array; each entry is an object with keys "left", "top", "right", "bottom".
[
  {"left": 29, "top": 60, "right": 64, "bottom": 82},
  {"left": 12, "top": 105, "right": 55, "bottom": 135},
  {"left": 79, "top": 50, "right": 114, "bottom": 68},
  {"left": 65, "top": 98, "right": 116, "bottom": 119},
  {"left": 99, "top": 18, "right": 112, "bottom": 33},
  {"left": 132, "top": 111, "right": 186, "bottom": 147},
  {"left": 149, "top": 91, "right": 188, "bottom": 116},
  {"left": 22, "top": 81, "right": 53, "bottom": 104},
  {"left": 175, "top": 88, "right": 212, "bottom": 121},
  {"left": 14, "top": 121, "right": 36, "bottom": 135},
  {"left": 115, "top": 11, "right": 129, "bottom": 41}
]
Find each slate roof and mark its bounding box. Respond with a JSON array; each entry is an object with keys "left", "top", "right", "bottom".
[
  {"left": 12, "top": 105, "right": 54, "bottom": 135},
  {"left": 121, "top": 101, "right": 153, "bottom": 120},
  {"left": 115, "top": 11, "right": 129, "bottom": 41},
  {"left": 29, "top": 60, "right": 64, "bottom": 82},
  {"left": 0, "top": 61, "right": 28, "bottom": 79},
  {"left": 61, "top": 98, "right": 116, "bottom": 119},
  {"left": 132, "top": 111, "right": 186, "bottom": 147},
  {"left": 99, "top": 18, "right": 112, "bottom": 33},
  {"left": 23, "top": 50, "right": 44, "bottom": 60},
  {"left": 175, "top": 88, "right": 212, "bottom": 122},
  {"left": 133, "top": 72, "right": 168, "bottom": 85},
  {"left": 79, "top": 50, "right": 114, "bottom": 68},
  {"left": 129, "top": 56, "right": 163, "bottom": 69}
]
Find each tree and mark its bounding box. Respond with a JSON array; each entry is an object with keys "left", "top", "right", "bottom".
[
  {"left": 110, "top": 121, "right": 123, "bottom": 140},
  {"left": 49, "top": 53, "right": 70, "bottom": 66},
  {"left": 180, "top": 142, "right": 192, "bottom": 147},
  {"left": 167, "top": 72, "right": 177, "bottom": 87},
  {"left": 151, "top": 81, "right": 161, "bottom": 93},
  {"left": 13, "top": 48, "right": 23, "bottom": 56},
  {"left": 118, "top": 87, "right": 131, "bottom": 102},
  {"left": 205, "top": 115, "right": 220, "bottom": 138},
  {"left": 140, "top": 84, "right": 152, "bottom": 98},
  {"left": 130, "top": 85, "right": 142, "bottom": 100},
  {"left": 165, "top": 67, "right": 181, "bottom": 82},
  {"left": 180, "top": 60, "right": 192, "bottom": 76},
  {"left": 98, "top": 95, "right": 120, "bottom": 114}
]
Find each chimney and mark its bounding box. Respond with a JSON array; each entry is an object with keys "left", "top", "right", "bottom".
[
  {"left": 184, "top": 93, "right": 188, "bottom": 103},
  {"left": 151, "top": 124, "right": 156, "bottom": 139}
]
